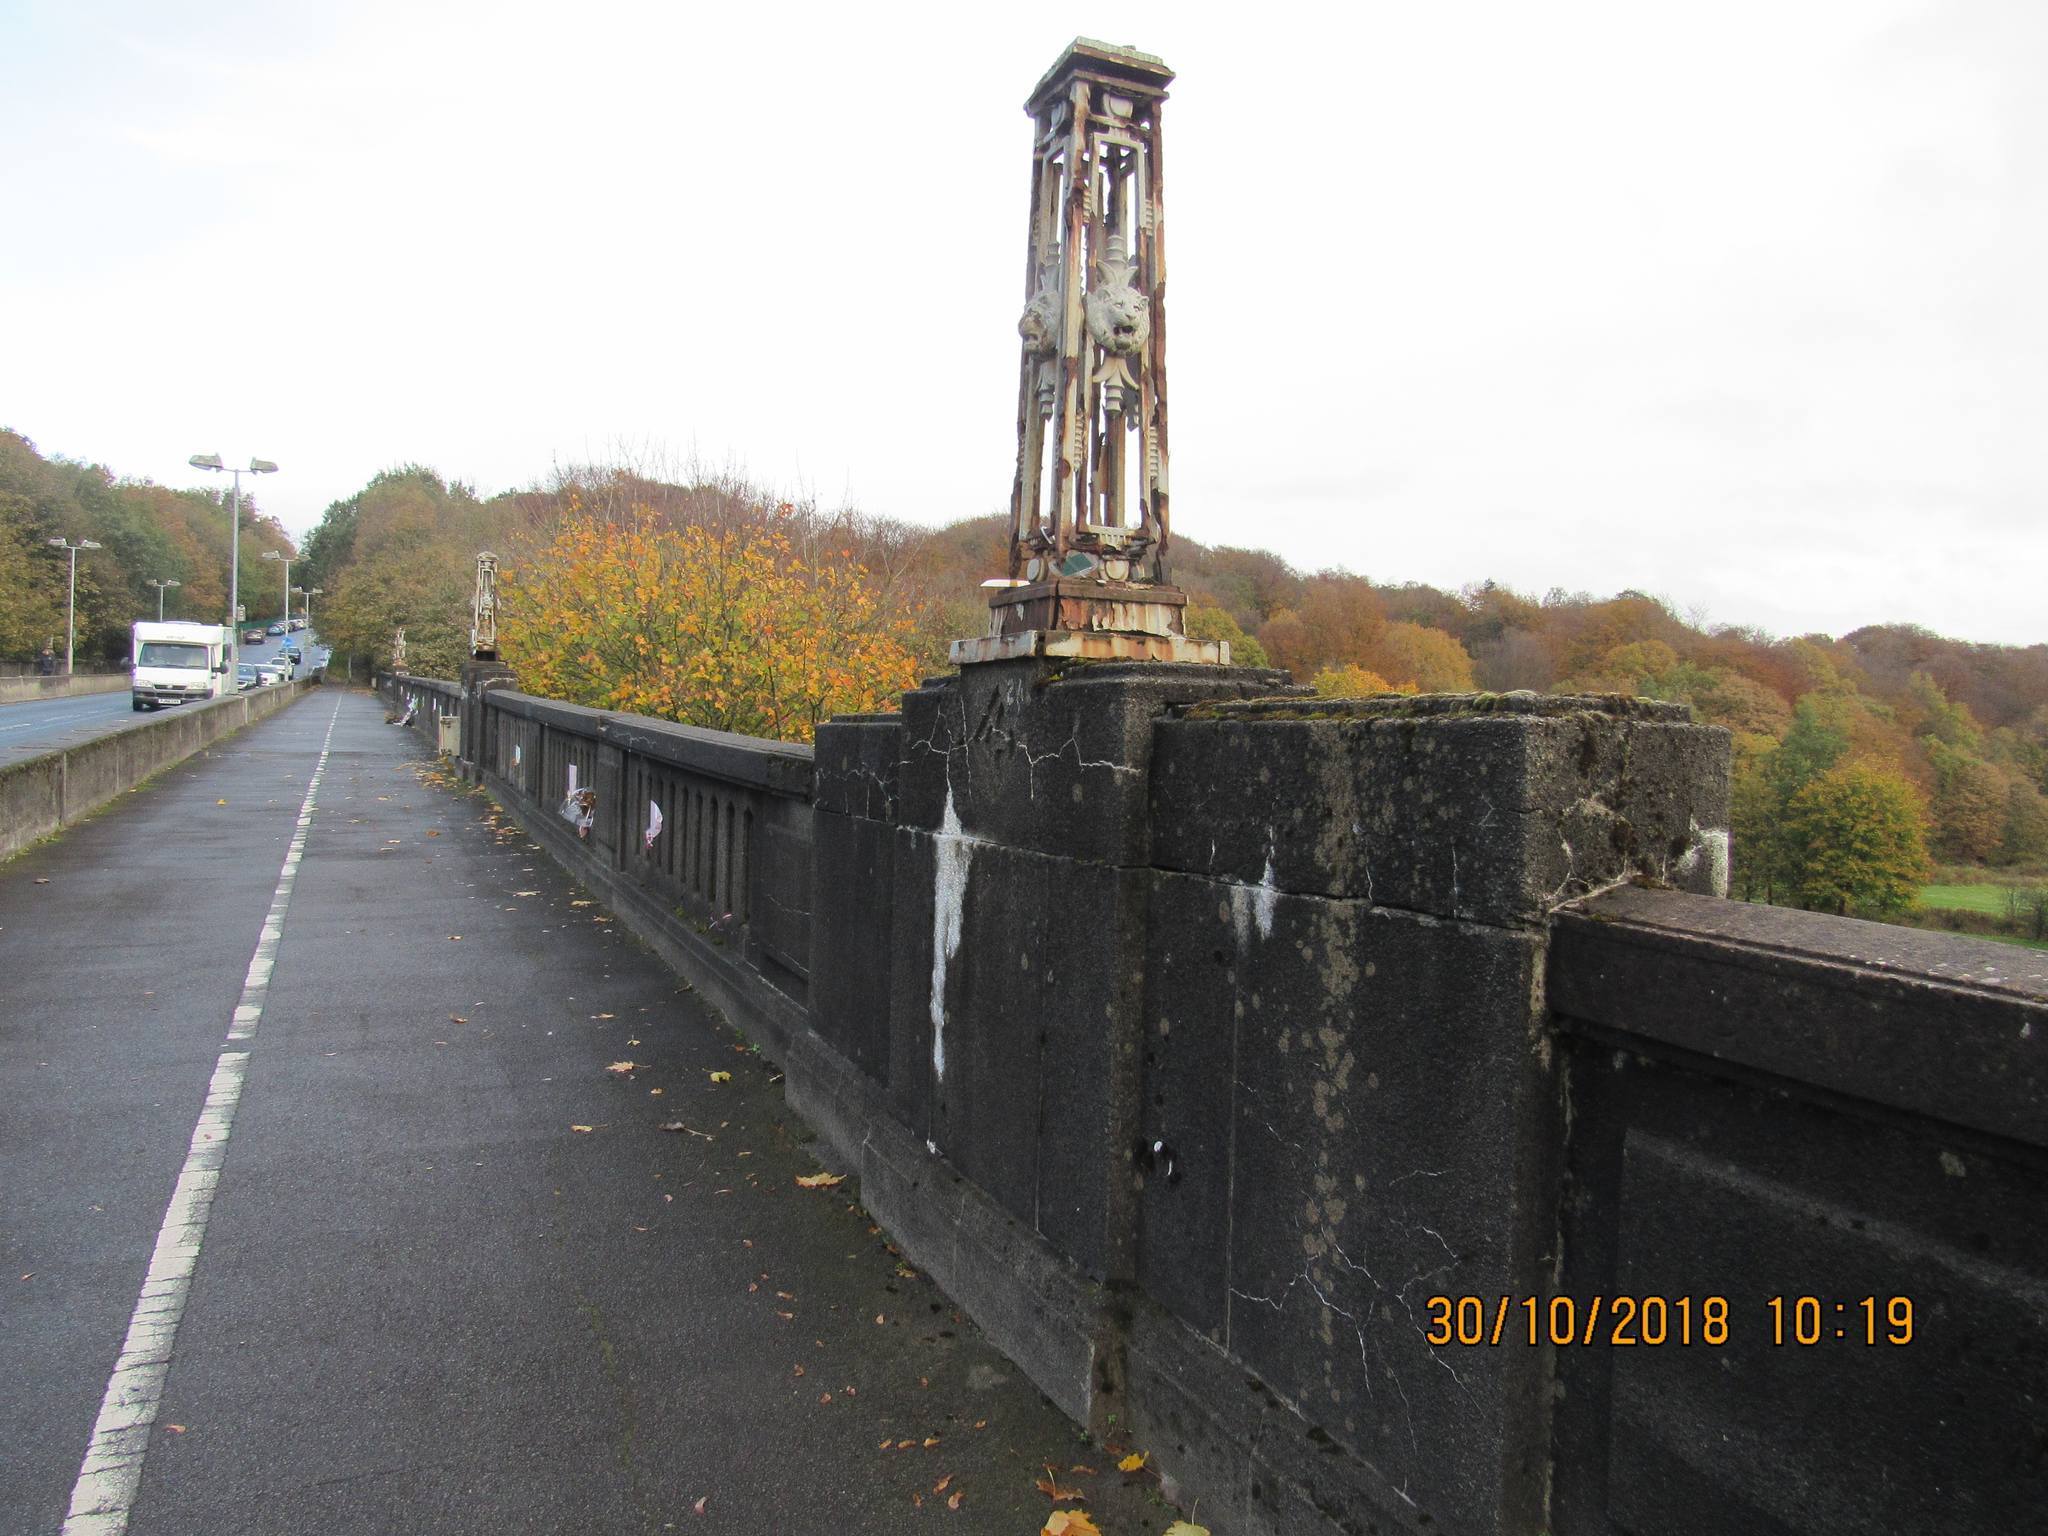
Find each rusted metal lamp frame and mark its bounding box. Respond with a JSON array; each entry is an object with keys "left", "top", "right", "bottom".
[{"left": 955, "top": 38, "right": 1224, "bottom": 666}]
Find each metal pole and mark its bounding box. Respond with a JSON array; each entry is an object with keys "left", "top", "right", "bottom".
[
  {"left": 157, "top": 585, "right": 166, "bottom": 622},
  {"left": 65, "top": 546, "right": 77, "bottom": 675},
  {"left": 228, "top": 470, "right": 240, "bottom": 678}
]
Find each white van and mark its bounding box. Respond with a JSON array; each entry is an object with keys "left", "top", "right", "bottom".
[{"left": 132, "top": 621, "right": 233, "bottom": 710}]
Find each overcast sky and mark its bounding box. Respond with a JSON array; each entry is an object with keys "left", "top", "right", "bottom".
[{"left": 3, "top": 1, "right": 2042, "bottom": 645}]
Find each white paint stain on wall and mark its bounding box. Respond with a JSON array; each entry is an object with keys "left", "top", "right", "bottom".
[
  {"left": 1677, "top": 818, "right": 1732, "bottom": 899},
  {"left": 1229, "top": 849, "right": 1281, "bottom": 946},
  {"left": 930, "top": 786, "right": 973, "bottom": 1084}
]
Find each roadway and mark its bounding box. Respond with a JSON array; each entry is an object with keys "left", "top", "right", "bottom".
[
  {"left": 0, "top": 689, "right": 1165, "bottom": 1536},
  {"left": 0, "top": 632, "right": 326, "bottom": 766}
]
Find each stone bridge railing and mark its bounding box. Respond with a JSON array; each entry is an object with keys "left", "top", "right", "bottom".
[{"left": 380, "top": 666, "right": 2046, "bottom": 1536}]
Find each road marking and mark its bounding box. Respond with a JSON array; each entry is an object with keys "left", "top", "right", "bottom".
[{"left": 62, "top": 696, "right": 344, "bottom": 1536}]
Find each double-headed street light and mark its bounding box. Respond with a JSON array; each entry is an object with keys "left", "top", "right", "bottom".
[
  {"left": 189, "top": 454, "right": 278, "bottom": 674},
  {"left": 46, "top": 538, "right": 102, "bottom": 675},
  {"left": 146, "top": 578, "right": 182, "bottom": 622}
]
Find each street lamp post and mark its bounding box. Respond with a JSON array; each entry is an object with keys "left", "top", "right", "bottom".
[
  {"left": 262, "top": 549, "right": 294, "bottom": 633},
  {"left": 303, "top": 586, "right": 323, "bottom": 632},
  {"left": 46, "top": 538, "right": 103, "bottom": 675},
  {"left": 146, "top": 578, "right": 182, "bottom": 622},
  {"left": 188, "top": 454, "right": 278, "bottom": 677}
]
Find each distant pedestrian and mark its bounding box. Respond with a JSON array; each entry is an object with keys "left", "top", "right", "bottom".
[{"left": 36, "top": 646, "right": 57, "bottom": 676}]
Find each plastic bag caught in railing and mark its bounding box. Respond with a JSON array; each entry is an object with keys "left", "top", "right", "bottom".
[{"left": 558, "top": 764, "right": 596, "bottom": 839}]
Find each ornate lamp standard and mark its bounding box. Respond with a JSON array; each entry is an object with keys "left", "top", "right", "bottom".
[
  {"left": 954, "top": 39, "right": 1222, "bottom": 666},
  {"left": 146, "top": 578, "right": 182, "bottom": 621}
]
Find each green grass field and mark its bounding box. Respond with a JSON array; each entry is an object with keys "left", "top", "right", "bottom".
[
  {"left": 1915, "top": 882, "right": 2048, "bottom": 949},
  {"left": 1920, "top": 883, "right": 2021, "bottom": 916}
]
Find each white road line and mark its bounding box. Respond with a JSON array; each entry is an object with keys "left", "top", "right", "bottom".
[{"left": 62, "top": 697, "right": 344, "bottom": 1536}]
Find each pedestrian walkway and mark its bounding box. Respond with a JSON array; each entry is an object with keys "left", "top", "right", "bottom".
[{"left": 1, "top": 689, "right": 1176, "bottom": 1535}]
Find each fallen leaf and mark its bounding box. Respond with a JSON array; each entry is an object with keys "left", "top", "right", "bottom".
[
  {"left": 794, "top": 1171, "right": 846, "bottom": 1189},
  {"left": 793, "top": 1364, "right": 806, "bottom": 1377},
  {"left": 570, "top": 899, "right": 593, "bottom": 907},
  {"left": 1042, "top": 1513, "right": 1102, "bottom": 1536},
  {"left": 973, "top": 1420, "right": 986, "bottom": 1430},
  {"left": 709, "top": 1071, "right": 732, "bottom": 1083},
  {"left": 649, "top": 1088, "right": 665, "bottom": 1096},
  {"left": 1160, "top": 1525, "right": 1211, "bottom": 1536},
  {"left": 912, "top": 1493, "right": 924, "bottom": 1508},
  {"left": 1036, "top": 1467, "right": 1086, "bottom": 1503},
  {"left": 606, "top": 1060, "right": 641, "bottom": 1076},
  {"left": 875, "top": 1313, "right": 888, "bottom": 1325},
  {"left": 693, "top": 1496, "right": 708, "bottom": 1516},
  {"left": 1117, "top": 1451, "right": 1149, "bottom": 1473},
  {"left": 215, "top": 800, "right": 227, "bottom": 807},
  {"left": 947, "top": 1491, "right": 963, "bottom": 1511},
  {"left": 33, "top": 877, "right": 50, "bottom": 884},
  {"left": 934, "top": 1474, "right": 953, "bottom": 1494},
  {"left": 776, "top": 1290, "right": 795, "bottom": 1301},
  {"left": 515, "top": 890, "right": 539, "bottom": 897},
  {"left": 426, "top": 829, "right": 440, "bottom": 837},
  {"left": 819, "top": 1392, "right": 834, "bottom": 1404},
  {"left": 447, "top": 935, "right": 462, "bottom": 941},
  {"left": 592, "top": 1012, "right": 615, "bottom": 1020},
  {"left": 449, "top": 1015, "right": 467, "bottom": 1024},
  {"left": 897, "top": 1439, "right": 915, "bottom": 1450},
  {"left": 163, "top": 1424, "right": 187, "bottom": 1435},
  {"left": 878, "top": 1437, "right": 891, "bottom": 1450},
  {"left": 922, "top": 1436, "right": 940, "bottom": 1449},
  {"left": 1071, "top": 1464, "right": 1097, "bottom": 1475},
  {"left": 570, "top": 1125, "right": 595, "bottom": 1134},
  {"left": 776, "top": 1310, "right": 794, "bottom": 1320}
]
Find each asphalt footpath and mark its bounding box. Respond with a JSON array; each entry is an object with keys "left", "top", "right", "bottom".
[{"left": 0, "top": 689, "right": 1181, "bottom": 1536}]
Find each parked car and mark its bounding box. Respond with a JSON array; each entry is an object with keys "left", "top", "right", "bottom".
[
  {"left": 266, "top": 622, "right": 287, "bottom": 636},
  {"left": 256, "top": 662, "right": 289, "bottom": 687},
  {"left": 236, "top": 662, "right": 270, "bottom": 689},
  {"left": 243, "top": 628, "right": 267, "bottom": 644},
  {"left": 289, "top": 617, "right": 306, "bottom": 630}
]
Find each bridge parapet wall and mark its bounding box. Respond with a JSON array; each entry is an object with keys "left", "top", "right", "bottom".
[
  {"left": 376, "top": 668, "right": 2046, "bottom": 1536},
  {"left": 1547, "top": 887, "right": 2048, "bottom": 1536}
]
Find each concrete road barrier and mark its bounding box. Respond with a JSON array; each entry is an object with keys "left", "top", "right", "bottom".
[
  {"left": 0, "top": 680, "right": 319, "bottom": 863},
  {"left": 0, "top": 673, "right": 129, "bottom": 706}
]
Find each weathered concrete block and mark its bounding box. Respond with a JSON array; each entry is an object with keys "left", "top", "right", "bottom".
[
  {"left": 1557, "top": 1054, "right": 2048, "bottom": 1535},
  {"left": 897, "top": 660, "right": 1296, "bottom": 865},
  {"left": 748, "top": 819, "right": 812, "bottom": 983},
  {"left": 1151, "top": 693, "right": 1730, "bottom": 927},
  {"left": 807, "top": 808, "right": 894, "bottom": 1084},
  {"left": 812, "top": 715, "right": 903, "bottom": 821},
  {"left": 884, "top": 827, "right": 940, "bottom": 1143},
  {"left": 1139, "top": 871, "right": 1554, "bottom": 1535},
  {"left": 882, "top": 820, "right": 1149, "bottom": 1283}
]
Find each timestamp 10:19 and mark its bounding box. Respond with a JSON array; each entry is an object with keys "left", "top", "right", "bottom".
[{"left": 1769, "top": 1295, "right": 1914, "bottom": 1346}]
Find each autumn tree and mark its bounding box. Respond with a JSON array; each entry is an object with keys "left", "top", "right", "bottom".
[
  {"left": 1313, "top": 664, "right": 1411, "bottom": 698},
  {"left": 1780, "top": 763, "right": 1931, "bottom": 916},
  {"left": 499, "top": 510, "right": 921, "bottom": 743},
  {"left": 1367, "top": 620, "right": 1475, "bottom": 691},
  {"left": 1183, "top": 603, "right": 1269, "bottom": 667}
]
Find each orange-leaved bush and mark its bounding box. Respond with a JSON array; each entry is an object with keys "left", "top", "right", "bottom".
[{"left": 499, "top": 510, "right": 922, "bottom": 744}]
